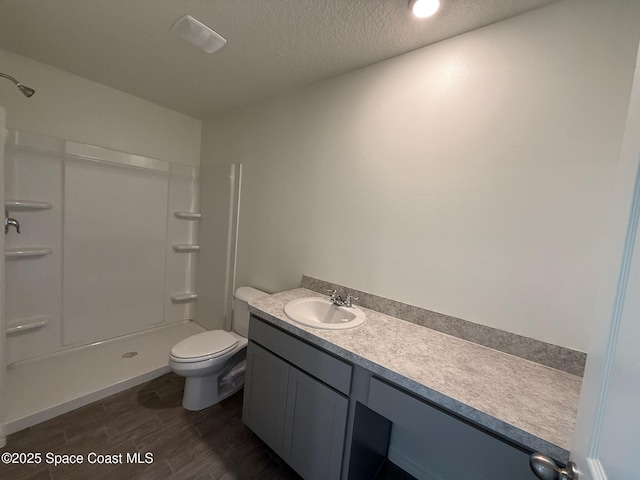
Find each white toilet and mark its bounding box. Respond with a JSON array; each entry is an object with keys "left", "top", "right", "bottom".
[{"left": 169, "top": 286, "right": 268, "bottom": 411}]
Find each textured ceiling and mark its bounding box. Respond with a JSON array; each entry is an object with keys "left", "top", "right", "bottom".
[{"left": 0, "top": 0, "right": 558, "bottom": 120}]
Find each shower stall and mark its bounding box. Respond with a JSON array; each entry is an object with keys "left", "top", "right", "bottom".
[{"left": 1, "top": 128, "right": 240, "bottom": 437}]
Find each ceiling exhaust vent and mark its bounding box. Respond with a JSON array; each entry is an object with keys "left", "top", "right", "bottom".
[{"left": 171, "top": 15, "right": 226, "bottom": 54}]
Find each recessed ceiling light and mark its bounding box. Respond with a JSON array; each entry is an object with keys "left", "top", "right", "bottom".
[{"left": 410, "top": 0, "right": 441, "bottom": 18}]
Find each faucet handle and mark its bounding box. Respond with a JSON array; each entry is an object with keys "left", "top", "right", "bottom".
[
  {"left": 345, "top": 294, "right": 358, "bottom": 307},
  {"left": 327, "top": 289, "right": 344, "bottom": 305},
  {"left": 5, "top": 210, "right": 21, "bottom": 235}
]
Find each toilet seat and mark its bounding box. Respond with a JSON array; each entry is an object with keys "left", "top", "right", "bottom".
[{"left": 170, "top": 330, "right": 239, "bottom": 363}]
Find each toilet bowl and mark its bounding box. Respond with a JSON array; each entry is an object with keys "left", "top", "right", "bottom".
[{"left": 169, "top": 286, "right": 268, "bottom": 411}]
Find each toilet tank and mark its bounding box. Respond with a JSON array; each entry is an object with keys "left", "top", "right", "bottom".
[{"left": 232, "top": 287, "right": 268, "bottom": 337}]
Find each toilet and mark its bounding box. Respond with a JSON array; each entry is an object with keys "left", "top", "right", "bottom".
[{"left": 169, "top": 286, "right": 268, "bottom": 411}]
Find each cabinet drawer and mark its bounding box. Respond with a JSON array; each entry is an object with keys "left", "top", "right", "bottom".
[
  {"left": 369, "top": 376, "right": 503, "bottom": 436},
  {"left": 368, "top": 378, "right": 537, "bottom": 479},
  {"left": 368, "top": 377, "right": 435, "bottom": 431},
  {"left": 249, "top": 315, "right": 352, "bottom": 395}
]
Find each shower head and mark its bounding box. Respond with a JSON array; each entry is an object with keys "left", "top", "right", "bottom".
[
  {"left": 17, "top": 84, "right": 35, "bottom": 98},
  {"left": 0, "top": 72, "right": 35, "bottom": 98}
]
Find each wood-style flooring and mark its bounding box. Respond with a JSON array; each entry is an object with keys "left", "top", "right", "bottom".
[{"left": 0, "top": 373, "right": 414, "bottom": 480}]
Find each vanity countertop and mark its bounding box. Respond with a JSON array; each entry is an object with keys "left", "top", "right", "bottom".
[{"left": 249, "top": 288, "right": 582, "bottom": 462}]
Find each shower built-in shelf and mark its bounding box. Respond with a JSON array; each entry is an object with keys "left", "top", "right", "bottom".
[
  {"left": 5, "top": 247, "right": 53, "bottom": 259},
  {"left": 5, "top": 199, "right": 53, "bottom": 211},
  {"left": 6, "top": 315, "right": 50, "bottom": 335},
  {"left": 174, "top": 211, "right": 201, "bottom": 220},
  {"left": 170, "top": 292, "right": 198, "bottom": 304},
  {"left": 172, "top": 244, "right": 200, "bottom": 253}
]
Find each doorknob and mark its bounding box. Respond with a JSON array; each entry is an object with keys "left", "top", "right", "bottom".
[{"left": 530, "top": 452, "right": 579, "bottom": 480}]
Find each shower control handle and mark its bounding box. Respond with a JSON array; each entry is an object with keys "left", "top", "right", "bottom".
[{"left": 5, "top": 210, "right": 21, "bottom": 234}]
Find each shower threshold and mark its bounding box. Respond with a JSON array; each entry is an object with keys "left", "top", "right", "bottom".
[{"left": 4, "top": 320, "right": 205, "bottom": 435}]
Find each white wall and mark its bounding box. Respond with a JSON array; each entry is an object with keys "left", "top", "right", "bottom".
[
  {"left": 201, "top": 0, "right": 640, "bottom": 351},
  {"left": 0, "top": 49, "right": 201, "bottom": 166}
]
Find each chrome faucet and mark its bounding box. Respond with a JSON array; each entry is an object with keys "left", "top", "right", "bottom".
[
  {"left": 5, "top": 210, "right": 20, "bottom": 234},
  {"left": 328, "top": 290, "right": 358, "bottom": 308}
]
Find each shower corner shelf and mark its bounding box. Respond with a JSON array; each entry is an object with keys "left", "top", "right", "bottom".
[
  {"left": 174, "top": 211, "right": 201, "bottom": 220},
  {"left": 5, "top": 199, "right": 53, "bottom": 211},
  {"left": 172, "top": 244, "right": 200, "bottom": 253},
  {"left": 6, "top": 315, "right": 50, "bottom": 335},
  {"left": 5, "top": 247, "right": 53, "bottom": 259},
  {"left": 170, "top": 292, "right": 198, "bottom": 304}
]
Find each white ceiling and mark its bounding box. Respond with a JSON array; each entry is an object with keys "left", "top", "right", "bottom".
[{"left": 0, "top": 0, "right": 558, "bottom": 120}]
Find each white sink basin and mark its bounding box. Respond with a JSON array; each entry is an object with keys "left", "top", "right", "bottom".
[{"left": 283, "top": 297, "right": 366, "bottom": 330}]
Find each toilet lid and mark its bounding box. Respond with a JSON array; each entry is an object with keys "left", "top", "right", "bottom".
[{"left": 171, "top": 330, "right": 238, "bottom": 362}]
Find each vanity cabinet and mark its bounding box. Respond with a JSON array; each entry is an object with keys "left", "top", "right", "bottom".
[
  {"left": 245, "top": 311, "right": 545, "bottom": 480},
  {"left": 243, "top": 316, "right": 351, "bottom": 480}
]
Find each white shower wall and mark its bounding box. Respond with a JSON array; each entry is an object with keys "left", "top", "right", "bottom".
[{"left": 4, "top": 130, "right": 199, "bottom": 364}]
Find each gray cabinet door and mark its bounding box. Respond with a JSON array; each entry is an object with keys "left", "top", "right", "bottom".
[
  {"left": 242, "top": 341, "right": 289, "bottom": 455},
  {"left": 283, "top": 367, "right": 349, "bottom": 480}
]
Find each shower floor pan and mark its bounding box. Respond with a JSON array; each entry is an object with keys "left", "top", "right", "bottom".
[{"left": 4, "top": 320, "right": 205, "bottom": 435}]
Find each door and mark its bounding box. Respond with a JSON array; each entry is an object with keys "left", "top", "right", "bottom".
[
  {"left": 568, "top": 42, "right": 640, "bottom": 480},
  {"left": 283, "top": 366, "right": 348, "bottom": 480},
  {"left": 242, "top": 341, "right": 289, "bottom": 455},
  {"left": 0, "top": 107, "right": 7, "bottom": 447},
  {"left": 0, "top": 106, "right": 6, "bottom": 447}
]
